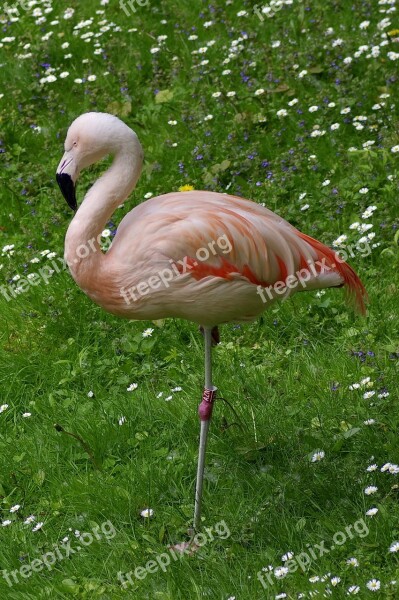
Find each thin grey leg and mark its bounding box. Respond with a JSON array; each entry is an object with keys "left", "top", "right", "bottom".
[{"left": 193, "top": 326, "right": 217, "bottom": 531}]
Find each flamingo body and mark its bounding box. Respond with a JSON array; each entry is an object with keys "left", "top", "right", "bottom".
[{"left": 64, "top": 188, "right": 365, "bottom": 326}]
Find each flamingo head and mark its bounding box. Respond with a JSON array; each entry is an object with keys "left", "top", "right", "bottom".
[{"left": 56, "top": 112, "right": 141, "bottom": 212}]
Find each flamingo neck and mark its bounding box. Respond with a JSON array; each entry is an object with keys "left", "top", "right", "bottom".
[{"left": 64, "top": 138, "right": 143, "bottom": 280}]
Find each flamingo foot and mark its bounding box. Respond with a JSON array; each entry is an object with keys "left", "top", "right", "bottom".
[{"left": 169, "top": 540, "right": 200, "bottom": 555}]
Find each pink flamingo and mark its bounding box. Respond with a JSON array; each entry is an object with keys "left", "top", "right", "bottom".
[{"left": 56, "top": 112, "right": 366, "bottom": 531}]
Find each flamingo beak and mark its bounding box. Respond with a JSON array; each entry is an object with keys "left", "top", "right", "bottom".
[{"left": 56, "top": 153, "right": 78, "bottom": 212}]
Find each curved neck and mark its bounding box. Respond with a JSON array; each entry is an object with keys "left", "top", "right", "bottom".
[{"left": 65, "top": 140, "right": 142, "bottom": 276}]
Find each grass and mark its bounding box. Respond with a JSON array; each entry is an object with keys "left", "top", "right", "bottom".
[{"left": 0, "top": 0, "right": 399, "bottom": 598}]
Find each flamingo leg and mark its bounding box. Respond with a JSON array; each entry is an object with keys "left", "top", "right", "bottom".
[{"left": 193, "top": 326, "right": 217, "bottom": 531}]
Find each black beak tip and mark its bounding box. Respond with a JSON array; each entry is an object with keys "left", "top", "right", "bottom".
[{"left": 56, "top": 172, "right": 78, "bottom": 212}]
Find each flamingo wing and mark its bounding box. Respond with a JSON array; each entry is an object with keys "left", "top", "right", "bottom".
[{"left": 104, "top": 191, "right": 366, "bottom": 323}]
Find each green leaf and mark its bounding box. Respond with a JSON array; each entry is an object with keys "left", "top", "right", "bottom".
[
  {"left": 219, "top": 159, "right": 231, "bottom": 171},
  {"left": 346, "top": 328, "right": 359, "bottom": 337},
  {"left": 106, "top": 100, "right": 132, "bottom": 116},
  {"left": 285, "top": 404, "right": 301, "bottom": 417},
  {"left": 141, "top": 533, "right": 157, "bottom": 544},
  {"left": 158, "top": 525, "right": 166, "bottom": 543},
  {"left": 331, "top": 438, "right": 345, "bottom": 453},
  {"left": 60, "top": 579, "right": 80, "bottom": 594},
  {"left": 33, "top": 470, "right": 45, "bottom": 486},
  {"left": 13, "top": 452, "right": 26, "bottom": 463},
  {"left": 155, "top": 89, "right": 174, "bottom": 103},
  {"left": 343, "top": 427, "right": 361, "bottom": 439},
  {"left": 295, "top": 517, "right": 306, "bottom": 531}
]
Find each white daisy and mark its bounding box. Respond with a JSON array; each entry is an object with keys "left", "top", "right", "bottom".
[
  {"left": 366, "top": 579, "right": 380, "bottom": 591},
  {"left": 142, "top": 328, "right": 154, "bottom": 338},
  {"left": 347, "top": 585, "right": 360, "bottom": 594},
  {"left": 274, "top": 566, "right": 289, "bottom": 579},
  {"left": 311, "top": 451, "right": 325, "bottom": 462},
  {"left": 24, "top": 515, "right": 35, "bottom": 524}
]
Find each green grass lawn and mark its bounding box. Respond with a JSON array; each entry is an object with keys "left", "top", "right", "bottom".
[{"left": 1, "top": 0, "right": 399, "bottom": 598}]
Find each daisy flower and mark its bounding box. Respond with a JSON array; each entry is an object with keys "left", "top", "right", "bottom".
[
  {"left": 24, "top": 515, "right": 35, "bottom": 524},
  {"left": 311, "top": 450, "right": 325, "bottom": 462},
  {"left": 142, "top": 328, "right": 154, "bottom": 337},
  {"left": 366, "top": 579, "right": 380, "bottom": 592},
  {"left": 347, "top": 586, "right": 360, "bottom": 594},
  {"left": 274, "top": 566, "right": 289, "bottom": 579}
]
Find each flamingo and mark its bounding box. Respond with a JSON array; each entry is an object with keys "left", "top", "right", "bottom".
[{"left": 56, "top": 112, "right": 366, "bottom": 532}]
